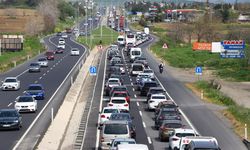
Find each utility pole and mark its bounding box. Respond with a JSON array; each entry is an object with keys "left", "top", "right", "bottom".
[{"left": 0, "top": 39, "right": 2, "bottom": 56}]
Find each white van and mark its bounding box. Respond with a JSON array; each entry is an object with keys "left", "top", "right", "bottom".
[
  {"left": 117, "top": 144, "right": 149, "bottom": 150},
  {"left": 130, "top": 47, "right": 142, "bottom": 62},
  {"left": 130, "top": 63, "right": 144, "bottom": 76},
  {"left": 144, "top": 27, "right": 149, "bottom": 35},
  {"left": 117, "top": 35, "right": 126, "bottom": 46}
]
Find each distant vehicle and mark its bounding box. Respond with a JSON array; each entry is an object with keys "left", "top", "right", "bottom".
[
  {"left": 105, "top": 78, "right": 122, "bottom": 95},
  {"left": 61, "top": 33, "right": 68, "bottom": 38},
  {"left": 147, "top": 87, "right": 165, "bottom": 102},
  {"left": 143, "top": 69, "right": 154, "bottom": 79},
  {"left": 186, "top": 138, "right": 220, "bottom": 150},
  {"left": 126, "top": 33, "right": 136, "bottom": 46},
  {"left": 130, "top": 47, "right": 142, "bottom": 62},
  {"left": 70, "top": 48, "right": 80, "bottom": 56},
  {"left": 144, "top": 27, "right": 149, "bottom": 35},
  {"left": 130, "top": 63, "right": 144, "bottom": 76},
  {"left": 148, "top": 94, "right": 168, "bottom": 110},
  {"left": 108, "top": 97, "right": 129, "bottom": 111},
  {"left": 155, "top": 108, "right": 181, "bottom": 129},
  {"left": 25, "top": 84, "right": 45, "bottom": 100},
  {"left": 37, "top": 57, "right": 48, "bottom": 67},
  {"left": 109, "top": 138, "right": 136, "bottom": 150},
  {"left": 0, "top": 109, "right": 22, "bottom": 130},
  {"left": 140, "top": 81, "right": 158, "bottom": 96},
  {"left": 14, "top": 95, "right": 37, "bottom": 112},
  {"left": 65, "top": 28, "right": 72, "bottom": 33},
  {"left": 1, "top": 77, "right": 20, "bottom": 91},
  {"left": 99, "top": 107, "right": 120, "bottom": 126},
  {"left": 29, "top": 62, "right": 41, "bottom": 72},
  {"left": 79, "top": 31, "right": 90, "bottom": 36},
  {"left": 158, "top": 120, "right": 183, "bottom": 141},
  {"left": 56, "top": 32, "right": 62, "bottom": 36},
  {"left": 57, "top": 44, "right": 65, "bottom": 49},
  {"left": 45, "top": 51, "right": 55, "bottom": 60},
  {"left": 55, "top": 47, "right": 64, "bottom": 54},
  {"left": 111, "top": 91, "right": 130, "bottom": 104},
  {"left": 117, "top": 35, "right": 126, "bottom": 46},
  {"left": 117, "top": 144, "right": 149, "bottom": 150},
  {"left": 58, "top": 38, "right": 65, "bottom": 44}
]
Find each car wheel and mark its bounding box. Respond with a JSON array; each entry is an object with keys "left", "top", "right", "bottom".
[{"left": 174, "top": 147, "right": 178, "bottom": 150}]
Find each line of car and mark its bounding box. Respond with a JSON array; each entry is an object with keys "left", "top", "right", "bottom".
[{"left": 0, "top": 32, "right": 80, "bottom": 131}]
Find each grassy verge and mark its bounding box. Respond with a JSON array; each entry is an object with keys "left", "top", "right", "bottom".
[
  {"left": 54, "top": 18, "right": 75, "bottom": 33},
  {"left": 192, "top": 80, "right": 250, "bottom": 139},
  {"left": 77, "top": 26, "right": 119, "bottom": 49},
  {"left": 131, "top": 23, "right": 250, "bottom": 81},
  {"left": 0, "top": 36, "right": 44, "bottom": 72}
]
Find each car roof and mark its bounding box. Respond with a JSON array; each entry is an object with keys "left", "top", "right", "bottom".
[
  {"left": 111, "top": 97, "right": 127, "bottom": 100},
  {"left": 103, "top": 106, "right": 119, "bottom": 110},
  {"left": 5, "top": 77, "right": 17, "bottom": 79},
  {"left": 151, "top": 94, "right": 166, "bottom": 97},
  {"left": 173, "top": 128, "right": 195, "bottom": 133},
  {"left": 111, "top": 113, "right": 130, "bottom": 116},
  {"left": 190, "top": 140, "right": 218, "bottom": 148}
]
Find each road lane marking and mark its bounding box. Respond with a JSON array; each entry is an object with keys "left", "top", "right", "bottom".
[
  {"left": 53, "top": 65, "right": 56, "bottom": 67},
  {"left": 132, "top": 88, "right": 135, "bottom": 91},
  {"left": 16, "top": 69, "right": 29, "bottom": 78},
  {"left": 7, "top": 103, "right": 12, "bottom": 107},
  {"left": 147, "top": 137, "right": 152, "bottom": 144},
  {"left": 143, "top": 122, "right": 146, "bottom": 128},
  {"left": 139, "top": 111, "right": 142, "bottom": 116},
  {"left": 136, "top": 102, "right": 139, "bottom": 106},
  {"left": 47, "top": 70, "right": 50, "bottom": 73},
  {"left": 43, "top": 73, "right": 46, "bottom": 76},
  {"left": 134, "top": 94, "right": 137, "bottom": 98},
  {"left": 34, "top": 81, "right": 38, "bottom": 83},
  {"left": 39, "top": 77, "right": 42, "bottom": 79},
  {"left": 50, "top": 67, "right": 53, "bottom": 70}
]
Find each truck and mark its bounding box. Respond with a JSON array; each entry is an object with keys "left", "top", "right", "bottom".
[{"left": 119, "top": 15, "right": 125, "bottom": 31}]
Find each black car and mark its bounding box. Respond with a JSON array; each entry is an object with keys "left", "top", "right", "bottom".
[
  {"left": 147, "top": 87, "right": 166, "bottom": 102},
  {"left": 140, "top": 81, "right": 158, "bottom": 96},
  {"left": 155, "top": 108, "right": 181, "bottom": 130},
  {"left": 0, "top": 109, "right": 22, "bottom": 130}
]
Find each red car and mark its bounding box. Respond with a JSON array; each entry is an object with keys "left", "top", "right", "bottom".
[
  {"left": 111, "top": 91, "right": 130, "bottom": 104},
  {"left": 45, "top": 51, "right": 55, "bottom": 60}
]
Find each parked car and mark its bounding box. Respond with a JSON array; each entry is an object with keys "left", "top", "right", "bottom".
[
  {"left": 155, "top": 108, "right": 181, "bottom": 130},
  {"left": 14, "top": 95, "right": 37, "bottom": 112},
  {"left": 70, "top": 48, "right": 80, "bottom": 56},
  {"left": 100, "top": 120, "right": 131, "bottom": 150},
  {"left": 1, "top": 77, "right": 20, "bottom": 91},
  {"left": 107, "top": 97, "right": 129, "bottom": 111},
  {"left": 147, "top": 94, "right": 168, "bottom": 110},
  {"left": 108, "top": 138, "right": 136, "bottom": 150},
  {"left": 25, "top": 84, "right": 45, "bottom": 100},
  {"left": 29, "top": 62, "right": 41, "bottom": 72},
  {"left": 169, "top": 128, "right": 197, "bottom": 150},
  {"left": 37, "top": 57, "right": 49, "bottom": 67},
  {"left": 99, "top": 107, "right": 120, "bottom": 126},
  {"left": 0, "top": 109, "right": 22, "bottom": 130},
  {"left": 45, "top": 51, "right": 55, "bottom": 60},
  {"left": 158, "top": 120, "right": 183, "bottom": 141}
]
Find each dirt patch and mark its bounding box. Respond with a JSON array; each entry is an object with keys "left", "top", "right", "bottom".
[{"left": 0, "top": 8, "right": 44, "bottom": 33}]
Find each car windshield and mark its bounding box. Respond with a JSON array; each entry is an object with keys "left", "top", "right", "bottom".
[
  {"left": 110, "top": 114, "right": 130, "bottom": 121},
  {"left": 104, "top": 124, "right": 128, "bottom": 134},
  {"left": 5, "top": 79, "right": 17, "bottom": 82},
  {"left": 113, "top": 93, "right": 127, "bottom": 97},
  {"left": 30, "top": 63, "right": 39, "bottom": 66},
  {"left": 103, "top": 109, "right": 119, "bottom": 113},
  {"left": 111, "top": 99, "right": 126, "bottom": 104},
  {"left": 132, "top": 51, "right": 140, "bottom": 55},
  {"left": 0, "top": 111, "right": 18, "bottom": 117},
  {"left": 38, "top": 58, "right": 46, "bottom": 61},
  {"left": 113, "top": 87, "right": 126, "bottom": 91},
  {"left": 18, "top": 97, "right": 33, "bottom": 102},
  {"left": 144, "top": 70, "right": 153, "bottom": 73},
  {"left": 109, "top": 80, "right": 119, "bottom": 83},
  {"left": 113, "top": 141, "right": 135, "bottom": 147},
  {"left": 176, "top": 133, "right": 195, "bottom": 137},
  {"left": 164, "top": 123, "right": 182, "bottom": 128},
  {"left": 28, "top": 85, "right": 42, "bottom": 90},
  {"left": 118, "top": 38, "right": 124, "bottom": 41},
  {"left": 144, "top": 82, "right": 157, "bottom": 87}
]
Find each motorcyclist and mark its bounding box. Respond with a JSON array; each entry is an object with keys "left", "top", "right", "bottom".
[{"left": 159, "top": 62, "right": 164, "bottom": 73}]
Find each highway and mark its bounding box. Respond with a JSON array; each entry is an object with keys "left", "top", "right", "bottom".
[{"left": 80, "top": 33, "right": 247, "bottom": 150}]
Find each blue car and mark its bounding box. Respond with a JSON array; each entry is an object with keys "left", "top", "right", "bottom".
[{"left": 25, "top": 84, "right": 45, "bottom": 100}]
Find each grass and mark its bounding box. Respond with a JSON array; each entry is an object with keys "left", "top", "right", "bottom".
[
  {"left": 54, "top": 18, "right": 75, "bottom": 33},
  {"left": 0, "top": 36, "right": 44, "bottom": 72},
  {"left": 131, "top": 23, "right": 250, "bottom": 81},
  {"left": 191, "top": 80, "right": 250, "bottom": 139},
  {"left": 77, "top": 26, "right": 119, "bottom": 49}
]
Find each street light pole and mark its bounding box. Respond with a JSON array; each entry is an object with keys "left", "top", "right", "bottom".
[{"left": 0, "top": 39, "right": 2, "bottom": 56}]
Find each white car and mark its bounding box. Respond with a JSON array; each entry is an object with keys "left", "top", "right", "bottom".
[
  {"left": 143, "top": 69, "right": 154, "bottom": 79},
  {"left": 58, "top": 38, "right": 65, "bottom": 44},
  {"left": 61, "top": 33, "right": 68, "bottom": 38},
  {"left": 1, "top": 77, "right": 20, "bottom": 91},
  {"left": 37, "top": 57, "right": 48, "bottom": 67},
  {"left": 169, "top": 128, "right": 197, "bottom": 150},
  {"left": 107, "top": 97, "right": 129, "bottom": 111},
  {"left": 70, "top": 48, "right": 80, "bottom": 56},
  {"left": 99, "top": 107, "right": 119, "bottom": 126},
  {"left": 14, "top": 95, "right": 37, "bottom": 112},
  {"left": 179, "top": 136, "right": 218, "bottom": 150},
  {"left": 148, "top": 94, "right": 167, "bottom": 110},
  {"left": 105, "top": 78, "right": 122, "bottom": 88},
  {"left": 57, "top": 44, "right": 65, "bottom": 49}
]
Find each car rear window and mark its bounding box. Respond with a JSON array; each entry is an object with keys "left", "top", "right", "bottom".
[
  {"left": 113, "top": 93, "right": 127, "bottom": 97},
  {"left": 104, "top": 124, "right": 128, "bottom": 134},
  {"left": 28, "top": 86, "right": 42, "bottom": 90},
  {"left": 103, "top": 109, "right": 119, "bottom": 113},
  {"left": 132, "top": 65, "right": 143, "bottom": 71},
  {"left": 152, "top": 96, "right": 165, "bottom": 99},
  {"left": 114, "top": 141, "right": 135, "bottom": 147},
  {"left": 144, "top": 82, "right": 157, "bottom": 87},
  {"left": 113, "top": 87, "right": 126, "bottom": 91},
  {"left": 164, "top": 123, "right": 182, "bottom": 128},
  {"left": 111, "top": 99, "right": 126, "bottom": 104},
  {"left": 176, "top": 133, "right": 195, "bottom": 137},
  {"left": 109, "top": 80, "right": 119, "bottom": 83},
  {"left": 144, "top": 70, "right": 153, "bottom": 73},
  {"left": 110, "top": 114, "right": 130, "bottom": 120}
]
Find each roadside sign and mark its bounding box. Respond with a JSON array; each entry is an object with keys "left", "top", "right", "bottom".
[
  {"left": 195, "top": 66, "right": 202, "bottom": 75},
  {"left": 220, "top": 40, "right": 245, "bottom": 58},
  {"left": 89, "top": 66, "right": 97, "bottom": 76},
  {"left": 162, "top": 43, "right": 168, "bottom": 49}
]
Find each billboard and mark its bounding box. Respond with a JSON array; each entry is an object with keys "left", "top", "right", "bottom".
[
  {"left": 220, "top": 40, "right": 245, "bottom": 58},
  {"left": 192, "top": 42, "right": 211, "bottom": 51},
  {"left": 212, "top": 42, "right": 223, "bottom": 53}
]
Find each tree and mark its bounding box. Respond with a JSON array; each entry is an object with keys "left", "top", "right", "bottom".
[
  {"left": 221, "top": 9, "right": 230, "bottom": 23},
  {"left": 58, "top": 1, "right": 75, "bottom": 21},
  {"left": 26, "top": 0, "right": 39, "bottom": 7}
]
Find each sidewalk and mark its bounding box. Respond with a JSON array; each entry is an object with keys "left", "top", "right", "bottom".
[{"left": 37, "top": 47, "right": 99, "bottom": 150}]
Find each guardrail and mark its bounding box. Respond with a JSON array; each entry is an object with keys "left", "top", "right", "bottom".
[{"left": 243, "top": 139, "right": 250, "bottom": 150}]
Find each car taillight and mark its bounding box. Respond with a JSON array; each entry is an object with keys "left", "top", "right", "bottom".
[
  {"left": 101, "top": 137, "right": 104, "bottom": 142},
  {"left": 108, "top": 103, "right": 113, "bottom": 106},
  {"left": 159, "top": 116, "right": 163, "bottom": 120},
  {"left": 101, "top": 115, "right": 106, "bottom": 118},
  {"left": 124, "top": 104, "right": 129, "bottom": 107}
]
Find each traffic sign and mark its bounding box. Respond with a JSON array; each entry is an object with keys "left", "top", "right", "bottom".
[
  {"left": 221, "top": 40, "right": 245, "bottom": 50},
  {"left": 89, "top": 66, "right": 97, "bottom": 76},
  {"left": 162, "top": 43, "right": 168, "bottom": 49},
  {"left": 195, "top": 66, "right": 202, "bottom": 75}
]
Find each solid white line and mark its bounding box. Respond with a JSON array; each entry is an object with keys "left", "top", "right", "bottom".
[
  {"left": 16, "top": 69, "right": 29, "bottom": 78},
  {"left": 143, "top": 122, "right": 146, "bottom": 128},
  {"left": 12, "top": 37, "right": 88, "bottom": 150},
  {"left": 7, "top": 103, "right": 12, "bottom": 107},
  {"left": 139, "top": 111, "right": 142, "bottom": 116},
  {"left": 147, "top": 137, "right": 152, "bottom": 144},
  {"left": 95, "top": 49, "right": 107, "bottom": 150},
  {"left": 136, "top": 102, "right": 139, "bottom": 106}
]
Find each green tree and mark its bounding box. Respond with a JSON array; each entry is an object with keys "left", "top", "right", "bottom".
[
  {"left": 221, "top": 9, "right": 230, "bottom": 23},
  {"left": 58, "top": 1, "right": 75, "bottom": 21}
]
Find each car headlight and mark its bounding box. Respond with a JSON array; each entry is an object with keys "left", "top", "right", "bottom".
[
  {"left": 14, "top": 120, "right": 19, "bottom": 123},
  {"left": 15, "top": 105, "right": 20, "bottom": 108}
]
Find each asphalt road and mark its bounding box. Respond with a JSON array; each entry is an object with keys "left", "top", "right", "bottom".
[{"left": 0, "top": 32, "right": 88, "bottom": 149}]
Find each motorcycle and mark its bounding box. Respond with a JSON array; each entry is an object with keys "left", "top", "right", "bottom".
[{"left": 159, "top": 66, "right": 163, "bottom": 74}]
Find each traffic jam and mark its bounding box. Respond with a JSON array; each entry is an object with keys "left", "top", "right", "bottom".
[{"left": 97, "top": 31, "right": 221, "bottom": 150}]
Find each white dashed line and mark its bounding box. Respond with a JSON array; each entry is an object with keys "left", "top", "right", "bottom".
[
  {"left": 43, "top": 73, "right": 46, "bottom": 76},
  {"left": 34, "top": 81, "right": 38, "bottom": 83},
  {"left": 130, "top": 78, "right": 132, "bottom": 82},
  {"left": 39, "top": 77, "right": 42, "bottom": 79},
  {"left": 134, "top": 94, "right": 137, "bottom": 98},
  {"left": 139, "top": 111, "right": 142, "bottom": 116},
  {"left": 131, "top": 82, "right": 133, "bottom": 86},
  {"left": 143, "top": 122, "right": 146, "bottom": 128},
  {"left": 7, "top": 103, "right": 12, "bottom": 107},
  {"left": 50, "top": 68, "right": 53, "bottom": 70},
  {"left": 53, "top": 65, "right": 56, "bottom": 67},
  {"left": 147, "top": 137, "right": 152, "bottom": 144},
  {"left": 47, "top": 70, "right": 50, "bottom": 73},
  {"left": 132, "top": 88, "right": 135, "bottom": 91},
  {"left": 136, "top": 102, "right": 139, "bottom": 106},
  {"left": 56, "top": 63, "right": 58, "bottom": 65}
]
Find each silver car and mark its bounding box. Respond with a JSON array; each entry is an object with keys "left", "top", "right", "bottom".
[
  {"left": 37, "top": 57, "right": 48, "bottom": 67},
  {"left": 1, "top": 77, "right": 20, "bottom": 91},
  {"left": 29, "top": 62, "right": 41, "bottom": 72},
  {"left": 108, "top": 138, "right": 136, "bottom": 150}
]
